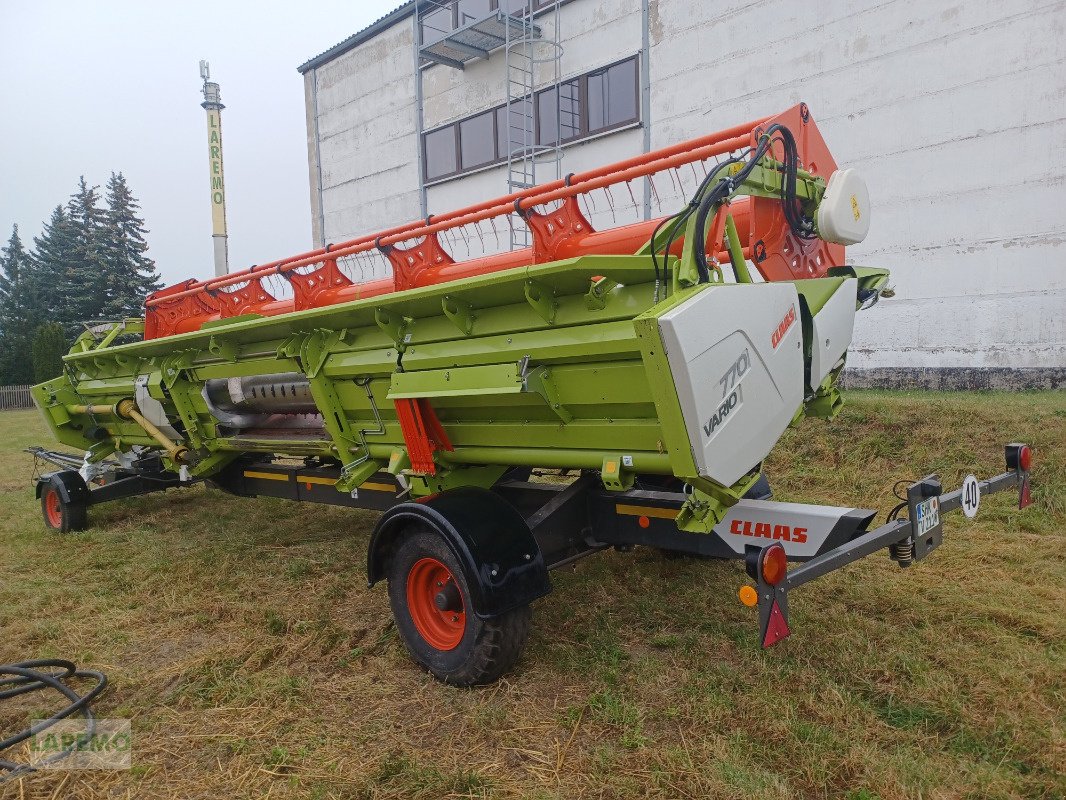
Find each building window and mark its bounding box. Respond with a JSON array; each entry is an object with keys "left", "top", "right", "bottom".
[
  {"left": 459, "top": 110, "right": 496, "bottom": 170},
  {"left": 536, "top": 56, "right": 638, "bottom": 146},
  {"left": 536, "top": 78, "right": 581, "bottom": 146},
  {"left": 420, "top": 5, "right": 454, "bottom": 46},
  {"left": 424, "top": 125, "right": 458, "bottom": 180},
  {"left": 497, "top": 102, "right": 534, "bottom": 160},
  {"left": 588, "top": 57, "right": 638, "bottom": 132},
  {"left": 458, "top": 0, "right": 493, "bottom": 27},
  {"left": 422, "top": 55, "right": 640, "bottom": 183},
  {"left": 420, "top": 0, "right": 520, "bottom": 45}
]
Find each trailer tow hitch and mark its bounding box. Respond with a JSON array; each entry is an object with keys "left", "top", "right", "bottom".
[{"left": 742, "top": 443, "right": 1033, "bottom": 648}]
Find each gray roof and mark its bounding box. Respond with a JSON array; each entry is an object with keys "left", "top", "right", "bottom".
[{"left": 297, "top": 2, "right": 414, "bottom": 74}]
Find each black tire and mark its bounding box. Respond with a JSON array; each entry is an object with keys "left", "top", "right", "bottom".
[
  {"left": 386, "top": 527, "right": 531, "bottom": 686},
  {"left": 41, "top": 483, "right": 88, "bottom": 533}
]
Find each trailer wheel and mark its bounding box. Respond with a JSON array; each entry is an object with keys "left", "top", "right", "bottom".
[
  {"left": 40, "top": 483, "right": 87, "bottom": 533},
  {"left": 387, "top": 528, "right": 531, "bottom": 686}
]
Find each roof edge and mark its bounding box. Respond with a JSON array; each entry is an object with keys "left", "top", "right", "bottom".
[{"left": 297, "top": 2, "right": 415, "bottom": 74}]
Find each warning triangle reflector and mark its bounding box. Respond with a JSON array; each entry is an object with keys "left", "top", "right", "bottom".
[
  {"left": 1019, "top": 477, "right": 1032, "bottom": 509},
  {"left": 763, "top": 599, "right": 791, "bottom": 648}
]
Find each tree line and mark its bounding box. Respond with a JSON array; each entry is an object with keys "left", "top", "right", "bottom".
[{"left": 0, "top": 174, "right": 162, "bottom": 385}]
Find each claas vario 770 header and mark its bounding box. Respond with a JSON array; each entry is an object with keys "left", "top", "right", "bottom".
[{"left": 30, "top": 105, "right": 1033, "bottom": 685}]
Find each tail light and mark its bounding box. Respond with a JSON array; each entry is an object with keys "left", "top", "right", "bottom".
[
  {"left": 1019, "top": 445, "right": 1032, "bottom": 472},
  {"left": 760, "top": 543, "right": 788, "bottom": 586},
  {"left": 1006, "top": 443, "right": 1032, "bottom": 472},
  {"left": 1006, "top": 444, "right": 1033, "bottom": 509}
]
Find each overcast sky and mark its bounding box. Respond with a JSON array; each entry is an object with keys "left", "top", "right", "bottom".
[{"left": 0, "top": 0, "right": 399, "bottom": 287}]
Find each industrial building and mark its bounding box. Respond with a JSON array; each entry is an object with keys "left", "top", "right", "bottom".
[{"left": 297, "top": 0, "right": 1065, "bottom": 386}]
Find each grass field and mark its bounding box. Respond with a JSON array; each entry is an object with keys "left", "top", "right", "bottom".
[{"left": 0, "top": 392, "right": 1063, "bottom": 799}]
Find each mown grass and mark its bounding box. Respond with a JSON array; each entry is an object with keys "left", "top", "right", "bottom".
[{"left": 0, "top": 391, "right": 1062, "bottom": 799}]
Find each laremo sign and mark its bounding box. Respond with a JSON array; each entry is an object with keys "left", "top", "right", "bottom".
[{"left": 205, "top": 109, "right": 226, "bottom": 236}]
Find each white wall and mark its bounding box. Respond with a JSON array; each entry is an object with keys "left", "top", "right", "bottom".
[
  {"left": 305, "top": 0, "right": 1066, "bottom": 372},
  {"left": 304, "top": 16, "right": 421, "bottom": 256},
  {"left": 649, "top": 0, "right": 1066, "bottom": 371}
]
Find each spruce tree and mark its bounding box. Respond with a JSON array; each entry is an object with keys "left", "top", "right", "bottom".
[
  {"left": 0, "top": 225, "right": 36, "bottom": 383},
  {"left": 64, "top": 177, "right": 108, "bottom": 329},
  {"left": 101, "top": 172, "right": 161, "bottom": 318},
  {"left": 31, "top": 322, "right": 67, "bottom": 383},
  {"left": 31, "top": 205, "right": 79, "bottom": 334}
]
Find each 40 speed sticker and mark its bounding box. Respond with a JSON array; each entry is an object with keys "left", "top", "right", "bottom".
[{"left": 961, "top": 474, "right": 981, "bottom": 519}]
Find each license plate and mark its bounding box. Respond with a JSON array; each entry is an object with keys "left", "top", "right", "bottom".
[{"left": 914, "top": 496, "right": 940, "bottom": 537}]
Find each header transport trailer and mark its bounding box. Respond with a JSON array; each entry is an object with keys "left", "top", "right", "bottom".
[{"left": 30, "top": 105, "right": 1034, "bottom": 685}]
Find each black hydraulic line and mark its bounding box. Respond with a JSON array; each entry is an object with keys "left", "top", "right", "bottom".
[
  {"left": 0, "top": 660, "right": 107, "bottom": 781},
  {"left": 650, "top": 153, "right": 747, "bottom": 286},
  {"left": 691, "top": 127, "right": 783, "bottom": 282},
  {"left": 686, "top": 123, "right": 817, "bottom": 284}
]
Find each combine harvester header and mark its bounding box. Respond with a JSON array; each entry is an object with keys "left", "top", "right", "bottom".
[{"left": 30, "top": 104, "right": 1034, "bottom": 685}]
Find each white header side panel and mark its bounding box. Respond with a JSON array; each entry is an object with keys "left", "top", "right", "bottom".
[
  {"left": 809, "top": 277, "right": 858, "bottom": 390},
  {"left": 658, "top": 284, "right": 804, "bottom": 486}
]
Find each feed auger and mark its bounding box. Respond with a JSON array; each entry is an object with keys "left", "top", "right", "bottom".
[{"left": 30, "top": 104, "right": 1033, "bottom": 685}]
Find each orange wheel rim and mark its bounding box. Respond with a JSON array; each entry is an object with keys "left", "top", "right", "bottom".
[
  {"left": 406, "top": 557, "right": 465, "bottom": 651},
  {"left": 45, "top": 490, "right": 62, "bottom": 528}
]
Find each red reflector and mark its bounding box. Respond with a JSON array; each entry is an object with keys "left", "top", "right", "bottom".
[
  {"left": 762, "top": 599, "right": 791, "bottom": 647},
  {"left": 1019, "top": 477, "right": 1032, "bottom": 509},
  {"left": 761, "top": 543, "right": 788, "bottom": 587},
  {"left": 1019, "top": 445, "right": 1032, "bottom": 472}
]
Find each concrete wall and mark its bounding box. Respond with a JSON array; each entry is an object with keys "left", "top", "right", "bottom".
[
  {"left": 648, "top": 0, "right": 1066, "bottom": 375},
  {"left": 303, "top": 15, "right": 421, "bottom": 257},
  {"left": 304, "top": 0, "right": 1066, "bottom": 378}
]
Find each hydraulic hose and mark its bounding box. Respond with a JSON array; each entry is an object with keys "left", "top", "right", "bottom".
[
  {"left": 0, "top": 659, "right": 108, "bottom": 781},
  {"left": 689, "top": 123, "right": 812, "bottom": 284}
]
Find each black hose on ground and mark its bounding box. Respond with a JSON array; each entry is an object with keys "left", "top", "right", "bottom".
[{"left": 0, "top": 659, "right": 107, "bottom": 781}]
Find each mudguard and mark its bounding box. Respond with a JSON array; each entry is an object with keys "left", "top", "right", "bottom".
[
  {"left": 367, "top": 487, "right": 551, "bottom": 618},
  {"left": 35, "top": 470, "right": 90, "bottom": 506}
]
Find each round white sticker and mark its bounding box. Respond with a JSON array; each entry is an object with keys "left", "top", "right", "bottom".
[{"left": 961, "top": 474, "right": 981, "bottom": 519}]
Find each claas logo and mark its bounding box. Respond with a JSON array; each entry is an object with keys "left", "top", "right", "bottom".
[
  {"left": 771, "top": 305, "right": 796, "bottom": 349},
  {"left": 729, "top": 518, "right": 808, "bottom": 543}
]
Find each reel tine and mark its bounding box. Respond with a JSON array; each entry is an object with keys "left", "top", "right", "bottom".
[
  {"left": 604, "top": 185, "right": 617, "bottom": 225},
  {"left": 649, "top": 173, "right": 662, "bottom": 214},
  {"left": 473, "top": 220, "right": 486, "bottom": 255},
  {"left": 488, "top": 215, "right": 501, "bottom": 251},
  {"left": 458, "top": 223, "right": 472, "bottom": 257},
  {"left": 668, "top": 167, "right": 681, "bottom": 196}
]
